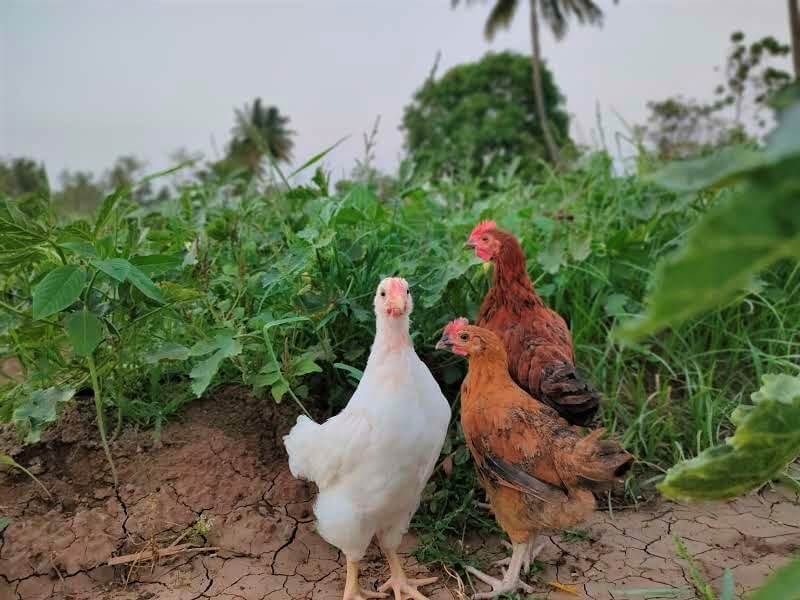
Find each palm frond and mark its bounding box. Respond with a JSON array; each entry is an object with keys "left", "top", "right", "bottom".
[{"left": 484, "top": 0, "right": 518, "bottom": 40}]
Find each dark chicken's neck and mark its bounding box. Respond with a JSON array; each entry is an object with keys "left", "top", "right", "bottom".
[{"left": 492, "top": 236, "right": 543, "bottom": 308}]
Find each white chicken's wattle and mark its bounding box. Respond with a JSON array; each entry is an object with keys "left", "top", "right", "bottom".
[{"left": 283, "top": 276, "right": 451, "bottom": 600}]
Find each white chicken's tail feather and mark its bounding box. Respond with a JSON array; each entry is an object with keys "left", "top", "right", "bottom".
[{"left": 283, "top": 415, "right": 321, "bottom": 481}]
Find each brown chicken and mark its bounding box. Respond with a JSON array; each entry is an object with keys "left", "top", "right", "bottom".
[
  {"left": 436, "top": 319, "right": 632, "bottom": 599},
  {"left": 466, "top": 221, "right": 600, "bottom": 425}
]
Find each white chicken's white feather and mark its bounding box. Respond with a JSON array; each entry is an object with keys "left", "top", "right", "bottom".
[{"left": 283, "top": 278, "right": 450, "bottom": 560}]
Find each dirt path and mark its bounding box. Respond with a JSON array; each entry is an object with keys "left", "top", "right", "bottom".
[{"left": 1, "top": 390, "right": 798, "bottom": 600}]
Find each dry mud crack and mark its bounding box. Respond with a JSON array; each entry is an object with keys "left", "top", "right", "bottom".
[{"left": 1, "top": 390, "right": 798, "bottom": 600}]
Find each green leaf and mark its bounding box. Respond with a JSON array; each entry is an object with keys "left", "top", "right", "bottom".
[
  {"left": 618, "top": 158, "right": 800, "bottom": 341},
  {"left": 658, "top": 374, "right": 800, "bottom": 501},
  {"left": 0, "top": 516, "right": 11, "bottom": 533},
  {"left": 263, "top": 316, "right": 310, "bottom": 331},
  {"left": 537, "top": 239, "right": 565, "bottom": 274},
  {"left": 252, "top": 366, "right": 282, "bottom": 390},
  {"left": 604, "top": 293, "right": 630, "bottom": 317},
  {"left": 130, "top": 254, "right": 182, "bottom": 277},
  {"left": 288, "top": 136, "right": 349, "bottom": 178},
  {"left": 271, "top": 380, "right": 289, "bottom": 402},
  {"left": 94, "top": 188, "right": 130, "bottom": 236},
  {"left": 12, "top": 387, "right": 76, "bottom": 443},
  {"left": 127, "top": 265, "right": 165, "bottom": 303},
  {"left": 188, "top": 334, "right": 243, "bottom": 396},
  {"left": 751, "top": 558, "right": 800, "bottom": 600},
  {"left": 90, "top": 258, "right": 132, "bottom": 282},
  {"left": 64, "top": 311, "right": 105, "bottom": 356},
  {"left": 291, "top": 354, "right": 322, "bottom": 377},
  {"left": 333, "top": 362, "right": 364, "bottom": 381},
  {"left": 719, "top": 570, "right": 735, "bottom": 600},
  {"left": 60, "top": 241, "right": 97, "bottom": 258},
  {"left": 32, "top": 265, "right": 86, "bottom": 319},
  {"left": 143, "top": 343, "right": 190, "bottom": 364}
]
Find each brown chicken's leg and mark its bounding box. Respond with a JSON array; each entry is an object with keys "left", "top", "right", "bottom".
[
  {"left": 343, "top": 560, "right": 388, "bottom": 600},
  {"left": 377, "top": 546, "right": 437, "bottom": 600},
  {"left": 467, "top": 540, "right": 542, "bottom": 599},
  {"left": 492, "top": 538, "right": 545, "bottom": 574}
]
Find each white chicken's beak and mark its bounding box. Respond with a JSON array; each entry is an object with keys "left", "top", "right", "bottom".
[{"left": 386, "top": 296, "right": 406, "bottom": 317}]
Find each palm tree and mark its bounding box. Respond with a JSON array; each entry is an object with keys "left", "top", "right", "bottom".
[
  {"left": 229, "top": 99, "right": 295, "bottom": 173},
  {"left": 453, "top": 0, "right": 608, "bottom": 165}
]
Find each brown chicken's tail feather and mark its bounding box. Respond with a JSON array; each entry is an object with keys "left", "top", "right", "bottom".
[
  {"left": 569, "top": 428, "right": 634, "bottom": 492},
  {"left": 539, "top": 364, "right": 601, "bottom": 426}
]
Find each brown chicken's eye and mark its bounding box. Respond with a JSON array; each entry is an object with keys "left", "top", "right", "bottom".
[
  {"left": 481, "top": 236, "right": 488, "bottom": 242},
  {"left": 459, "top": 332, "right": 469, "bottom": 341}
]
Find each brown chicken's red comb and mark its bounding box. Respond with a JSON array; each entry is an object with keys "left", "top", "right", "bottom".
[
  {"left": 443, "top": 317, "right": 469, "bottom": 338},
  {"left": 469, "top": 220, "right": 497, "bottom": 240}
]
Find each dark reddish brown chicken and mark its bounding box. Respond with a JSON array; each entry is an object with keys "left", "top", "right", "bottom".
[{"left": 466, "top": 220, "right": 600, "bottom": 426}]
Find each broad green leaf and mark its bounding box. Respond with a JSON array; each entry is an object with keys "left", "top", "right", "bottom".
[
  {"left": 604, "top": 293, "right": 630, "bottom": 317},
  {"left": 12, "top": 387, "right": 76, "bottom": 443},
  {"left": 252, "top": 366, "right": 282, "bottom": 390},
  {"left": 32, "top": 265, "right": 86, "bottom": 319},
  {"left": 60, "top": 242, "right": 97, "bottom": 258},
  {"left": 751, "top": 558, "right": 800, "bottom": 600},
  {"left": 90, "top": 258, "right": 132, "bottom": 282},
  {"left": 130, "top": 254, "right": 182, "bottom": 277},
  {"left": 64, "top": 311, "right": 104, "bottom": 355},
  {"left": 127, "top": 265, "right": 165, "bottom": 303},
  {"left": 143, "top": 343, "right": 190, "bottom": 364},
  {"left": 291, "top": 355, "right": 322, "bottom": 377},
  {"left": 0, "top": 516, "right": 10, "bottom": 533},
  {"left": 271, "top": 380, "right": 289, "bottom": 402},
  {"left": 537, "top": 238, "right": 565, "bottom": 274},
  {"left": 658, "top": 374, "right": 800, "bottom": 501},
  {"left": 618, "top": 158, "right": 800, "bottom": 341},
  {"left": 188, "top": 334, "right": 243, "bottom": 396},
  {"left": 159, "top": 282, "right": 204, "bottom": 302}
]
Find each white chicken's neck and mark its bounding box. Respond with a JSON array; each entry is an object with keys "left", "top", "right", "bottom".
[{"left": 372, "top": 315, "right": 412, "bottom": 355}]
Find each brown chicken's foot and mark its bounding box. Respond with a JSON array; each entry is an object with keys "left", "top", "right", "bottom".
[
  {"left": 493, "top": 538, "right": 543, "bottom": 574},
  {"left": 467, "top": 542, "right": 537, "bottom": 599},
  {"left": 378, "top": 548, "right": 437, "bottom": 600},
  {"left": 477, "top": 501, "right": 493, "bottom": 512},
  {"left": 343, "top": 559, "right": 388, "bottom": 600}
]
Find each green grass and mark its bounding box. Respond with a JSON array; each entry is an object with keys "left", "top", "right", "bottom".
[{"left": 1, "top": 150, "right": 798, "bottom": 561}]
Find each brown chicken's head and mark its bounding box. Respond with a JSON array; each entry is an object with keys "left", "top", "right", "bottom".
[
  {"left": 435, "top": 318, "right": 505, "bottom": 360},
  {"left": 465, "top": 220, "right": 502, "bottom": 262},
  {"left": 374, "top": 276, "right": 413, "bottom": 319}
]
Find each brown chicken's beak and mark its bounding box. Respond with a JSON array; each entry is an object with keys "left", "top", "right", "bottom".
[
  {"left": 435, "top": 335, "right": 451, "bottom": 350},
  {"left": 464, "top": 239, "right": 476, "bottom": 249}
]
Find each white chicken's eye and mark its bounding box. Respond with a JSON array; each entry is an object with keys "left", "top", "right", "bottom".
[
  {"left": 406, "top": 289, "right": 410, "bottom": 295},
  {"left": 380, "top": 290, "right": 386, "bottom": 297}
]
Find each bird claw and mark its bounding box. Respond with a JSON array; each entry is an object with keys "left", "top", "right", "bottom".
[
  {"left": 343, "top": 589, "right": 388, "bottom": 600},
  {"left": 465, "top": 566, "right": 533, "bottom": 599},
  {"left": 378, "top": 575, "right": 437, "bottom": 600}
]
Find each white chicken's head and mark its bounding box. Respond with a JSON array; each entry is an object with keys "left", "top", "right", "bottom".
[{"left": 374, "top": 277, "right": 412, "bottom": 320}]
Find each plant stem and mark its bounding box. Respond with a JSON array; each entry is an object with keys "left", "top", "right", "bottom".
[
  {"left": 0, "top": 453, "right": 53, "bottom": 500},
  {"left": 87, "top": 354, "right": 118, "bottom": 488}
]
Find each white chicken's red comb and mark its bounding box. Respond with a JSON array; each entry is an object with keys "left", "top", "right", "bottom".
[
  {"left": 468, "top": 220, "right": 497, "bottom": 240},
  {"left": 443, "top": 317, "right": 469, "bottom": 338}
]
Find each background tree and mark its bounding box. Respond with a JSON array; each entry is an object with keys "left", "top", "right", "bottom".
[
  {"left": 0, "top": 158, "right": 49, "bottom": 199},
  {"left": 453, "top": 0, "right": 610, "bottom": 166},
  {"left": 637, "top": 32, "right": 792, "bottom": 161},
  {"left": 402, "top": 51, "right": 570, "bottom": 179},
  {"left": 227, "top": 99, "right": 295, "bottom": 175},
  {"left": 790, "top": 0, "right": 800, "bottom": 78}
]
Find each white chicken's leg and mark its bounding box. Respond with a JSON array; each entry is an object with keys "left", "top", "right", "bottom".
[
  {"left": 378, "top": 546, "right": 438, "bottom": 600},
  {"left": 466, "top": 541, "right": 542, "bottom": 599},
  {"left": 492, "top": 538, "right": 544, "bottom": 574},
  {"left": 343, "top": 560, "right": 388, "bottom": 600}
]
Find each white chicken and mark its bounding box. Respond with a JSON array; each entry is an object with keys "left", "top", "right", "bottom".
[{"left": 284, "top": 276, "right": 451, "bottom": 600}]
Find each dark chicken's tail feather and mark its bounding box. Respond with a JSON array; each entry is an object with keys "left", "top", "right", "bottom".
[
  {"left": 540, "top": 363, "right": 601, "bottom": 426},
  {"left": 570, "top": 428, "right": 634, "bottom": 492}
]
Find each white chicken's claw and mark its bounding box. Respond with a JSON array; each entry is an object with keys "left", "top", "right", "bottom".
[
  {"left": 379, "top": 548, "right": 437, "bottom": 600},
  {"left": 466, "top": 543, "right": 535, "bottom": 599}
]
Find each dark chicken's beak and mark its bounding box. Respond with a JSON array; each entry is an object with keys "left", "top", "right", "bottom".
[
  {"left": 435, "top": 334, "right": 452, "bottom": 351},
  {"left": 464, "top": 239, "right": 476, "bottom": 249}
]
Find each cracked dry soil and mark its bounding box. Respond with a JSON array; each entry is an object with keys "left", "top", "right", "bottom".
[{"left": 1, "top": 389, "right": 798, "bottom": 600}]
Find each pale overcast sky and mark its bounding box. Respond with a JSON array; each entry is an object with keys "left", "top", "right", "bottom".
[{"left": 0, "top": 1, "right": 792, "bottom": 184}]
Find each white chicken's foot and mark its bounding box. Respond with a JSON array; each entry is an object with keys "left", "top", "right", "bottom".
[
  {"left": 378, "top": 548, "right": 437, "bottom": 600},
  {"left": 466, "top": 542, "right": 536, "bottom": 599},
  {"left": 343, "top": 560, "right": 388, "bottom": 600}
]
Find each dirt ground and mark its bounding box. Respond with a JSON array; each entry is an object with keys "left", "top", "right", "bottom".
[{"left": 1, "top": 389, "right": 798, "bottom": 600}]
